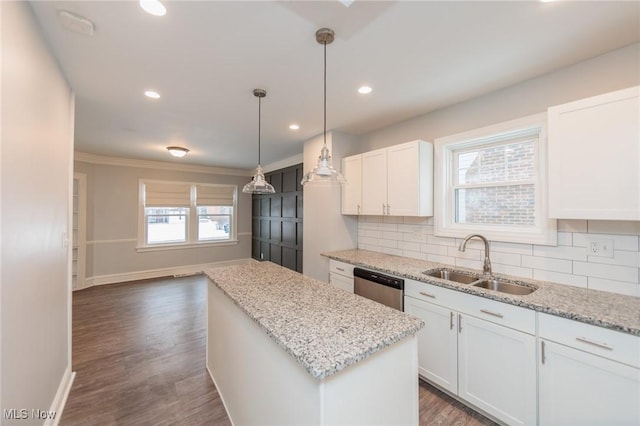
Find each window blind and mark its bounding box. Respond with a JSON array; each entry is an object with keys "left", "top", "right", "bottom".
[
  {"left": 196, "top": 185, "right": 235, "bottom": 206},
  {"left": 144, "top": 182, "right": 191, "bottom": 207}
]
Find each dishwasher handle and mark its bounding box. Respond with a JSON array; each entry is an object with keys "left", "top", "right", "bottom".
[{"left": 353, "top": 267, "right": 404, "bottom": 290}]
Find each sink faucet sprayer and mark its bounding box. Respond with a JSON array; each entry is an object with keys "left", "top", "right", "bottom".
[{"left": 459, "top": 234, "right": 492, "bottom": 276}]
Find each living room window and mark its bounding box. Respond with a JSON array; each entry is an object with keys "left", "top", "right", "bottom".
[
  {"left": 138, "top": 180, "right": 237, "bottom": 250},
  {"left": 434, "top": 113, "right": 556, "bottom": 245}
]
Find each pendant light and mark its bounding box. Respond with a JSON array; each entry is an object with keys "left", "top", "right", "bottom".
[
  {"left": 300, "top": 28, "right": 346, "bottom": 186},
  {"left": 242, "top": 89, "right": 275, "bottom": 194}
]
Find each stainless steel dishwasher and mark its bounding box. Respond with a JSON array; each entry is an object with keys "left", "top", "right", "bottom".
[{"left": 353, "top": 267, "right": 404, "bottom": 311}]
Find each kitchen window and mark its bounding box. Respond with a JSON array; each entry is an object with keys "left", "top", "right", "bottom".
[
  {"left": 434, "top": 113, "right": 556, "bottom": 245},
  {"left": 138, "top": 180, "right": 237, "bottom": 250}
]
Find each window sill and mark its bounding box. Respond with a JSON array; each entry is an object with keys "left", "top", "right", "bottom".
[{"left": 136, "top": 240, "right": 239, "bottom": 252}]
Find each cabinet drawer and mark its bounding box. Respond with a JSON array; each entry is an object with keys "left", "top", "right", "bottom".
[
  {"left": 329, "top": 260, "right": 354, "bottom": 277},
  {"left": 457, "top": 293, "right": 536, "bottom": 335},
  {"left": 539, "top": 313, "right": 639, "bottom": 368},
  {"left": 405, "top": 279, "right": 464, "bottom": 309}
]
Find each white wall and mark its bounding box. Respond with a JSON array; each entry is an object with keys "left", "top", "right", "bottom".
[
  {"left": 355, "top": 43, "right": 640, "bottom": 297},
  {"left": 1, "top": 1, "right": 74, "bottom": 423},
  {"left": 74, "top": 156, "right": 253, "bottom": 287},
  {"left": 359, "top": 43, "right": 640, "bottom": 152},
  {"left": 302, "top": 132, "right": 359, "bottom": 282}
]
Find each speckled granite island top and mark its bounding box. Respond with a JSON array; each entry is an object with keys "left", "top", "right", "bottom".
[
  {"left": 323, "top": 249, "right": 640, "bottom": 336},
  {"left": 204, "top": 261, "right": 424, "bottom": 380}
]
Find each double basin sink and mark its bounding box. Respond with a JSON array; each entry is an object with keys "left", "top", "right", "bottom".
[{"left": 423, "top": 269, "right": 536, "bottom": 296}]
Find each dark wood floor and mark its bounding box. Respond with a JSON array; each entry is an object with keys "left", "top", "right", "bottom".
[{"left": 62, "top": 275, "right": 496, "bottom": 426}]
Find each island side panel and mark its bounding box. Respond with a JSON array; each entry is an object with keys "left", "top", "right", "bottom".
[
  {"left": 206, "top": 280, "right": 322, "bottom": 425},
  {"left": 320, "top": 335, "right": 419, "bottom": 426}
]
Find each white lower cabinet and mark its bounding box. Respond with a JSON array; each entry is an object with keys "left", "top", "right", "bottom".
[
  {"left": 329, "top": 273, "right": 354, "bottom": 293},
  {"left": 405, "top": 296, "right": 458, "bottom": 394},
  {"left": 538, "top": 313, "right": 640, "bottom": 426},
  {"left": 328, "top": 259, "right": 354, "bottom": 293},
  {"left": 458, "top": 314, "right": 536, "bottom": 426},
  {"left": 405, "top": 278, "right": 536, "bottom": 425}
]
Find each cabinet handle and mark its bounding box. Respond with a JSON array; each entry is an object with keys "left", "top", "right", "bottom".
[
  {"left": 386, "top": 204, "right": 390, "bottom": 215},
  {"left": 450, "top": 312, "right": 454, "bottom": 330},
  {"left": 480, "top": 308, "right": 504, "bottom": 318},
  {"left": 336, "top": 267, "right": 345, "bottom": 272},
  {"left": 357, "top": 204, "right": 361, "bottom": 214},
  {"left": 576, "top": 336, "right": 613, "bottom": 351},
  {"left": 419, "top": 291, "right": 435, "bottom": 299},
  {"left": 382, "top": 203, "right": 386, "bottom": 215},
  {"left": 541, "top": 340, "right": 546, "bottom": 365},
  {"left": 458, "top": 314, "right": 463, "bottom": 333}
]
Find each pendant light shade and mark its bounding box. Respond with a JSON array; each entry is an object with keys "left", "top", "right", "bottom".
[
  {"left": 301, "top": 28, "right": 346, "bottom": 186},
  {"left": 243, "top": 89, "right": 276, "bottom": 194}
]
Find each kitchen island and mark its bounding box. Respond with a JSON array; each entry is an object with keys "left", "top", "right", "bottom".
[{"left": 205, "top": 261, "right": 424, "bottom": 425}]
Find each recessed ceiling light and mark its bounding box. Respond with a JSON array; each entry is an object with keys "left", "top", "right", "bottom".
[
  {"left": 145, "top": 90, "right": 160, "bottom": 99},
  {"left": 289, "top": 124, "right": 300, "bottom": 130},
  {"left": 167, "top": 146, "right": 189, "bottom": 158},
  {"left": 139, "top": 0, "right": 166, "bottom": 16},
  {"left": 358, "top": 86, "right": 372, "bottom": 94}
]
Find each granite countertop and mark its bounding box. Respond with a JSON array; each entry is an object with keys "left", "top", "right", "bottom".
[
  {"left": 323, "top": 249, "right": 640, "bottom": 336},
  {"left": 204, "top": 261, "right": 424, "bottom": 380}
]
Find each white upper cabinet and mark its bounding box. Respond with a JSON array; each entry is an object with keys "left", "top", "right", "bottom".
[
  {"left": 344, "top": 140, "right": 433, "bottom": 216},
  {"left": 548, "top": 86, "right": 639, "bottom": 220},
  {"left": 387, "top": 142, "right": 433, "bottom": 216},
  {"left": 361, "top": 148, "right": 389, "bottom": 215},
  {"left": 341, "top": 154, "right": 363, "bottom": 215}
]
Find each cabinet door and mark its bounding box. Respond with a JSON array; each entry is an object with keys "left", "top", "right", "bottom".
[
  {"left": 387, "top": 141, "right": 420, "bottom": 216},
  {"left": 458, "top": 314, "right": 536, "bottom": 426},
  {"left": 405, "top": 296, "right": 458, "bottom": 394},
  {"left": 539, "top": 339, "right": 640, "bottom": 426},
  {"left": 361, "top": 148, "right": 388, "bottom": 215},
  {"left": 329, "top": 273, "right": 354, "bottom": 293},
  {"left": 548, "top": 86, "right": 640, "bottom": 220},
  {"left": 341, "top": 155, "right": 362, "bottom": 215}
]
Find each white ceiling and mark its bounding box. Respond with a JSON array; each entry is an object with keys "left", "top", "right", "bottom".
[{"left": 30, "top": 1, "right": 640, "bottom": 170}]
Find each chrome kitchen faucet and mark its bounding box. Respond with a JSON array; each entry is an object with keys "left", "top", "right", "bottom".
[{"left": 459, "top": 234, "right": 492, "bottom": 276}]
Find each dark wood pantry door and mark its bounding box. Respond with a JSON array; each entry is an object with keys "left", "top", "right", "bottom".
[{"left": 251, "top": 163, "right": 303, "bottom": 273}]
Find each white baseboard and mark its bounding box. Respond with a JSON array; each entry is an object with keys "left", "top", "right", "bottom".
[
  {"left": 77, "top": 258, "right": 257, "bottom": 290},
  {"left": 45, "top": 367, "right": 75, "bottom": 426}
]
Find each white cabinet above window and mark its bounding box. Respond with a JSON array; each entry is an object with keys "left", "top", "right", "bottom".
[
  {"left": 547, "top": 86, "right": 639, "bottom": 220},
  {"left": 342, "top": 140, "right": 433, "bottom": 217}
]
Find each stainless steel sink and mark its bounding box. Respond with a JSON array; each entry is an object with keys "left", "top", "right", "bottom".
[
  {"left": 472, "top": 279, "right": 536, "bottom": 295},
  {"left": 423, "top": 269, "right": 479, "bottom": 284}
]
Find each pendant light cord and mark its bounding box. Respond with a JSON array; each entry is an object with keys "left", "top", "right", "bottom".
[
  {"left": 323, "top": 39, "right": 327, "bottom": 148},
  {"left": 258, "top": 94, "right": 262, "bottom": 165}
]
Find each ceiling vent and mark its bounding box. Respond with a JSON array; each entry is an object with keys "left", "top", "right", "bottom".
[{"left": 57, "top": 10, "right": 95, "bottom": 36}]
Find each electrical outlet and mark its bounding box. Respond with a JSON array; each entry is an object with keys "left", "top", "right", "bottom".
[
  {"left": 412, "top": 228, "right": 425, "bottom": 240},
  {"left": 586, "top": 238, "right": 614, "bottom": 258}
]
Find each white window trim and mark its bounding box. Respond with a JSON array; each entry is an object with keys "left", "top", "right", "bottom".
[
  {"left": 136, "top": 179, "right": 238, "bottom": 251},
  {"left": 434, "top": 113, "right": 557, "bottom": 246}
]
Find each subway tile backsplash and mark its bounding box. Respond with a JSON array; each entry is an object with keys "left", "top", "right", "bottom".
[{"left": 358, "top": 216, "right": 640, "bottom": 297}]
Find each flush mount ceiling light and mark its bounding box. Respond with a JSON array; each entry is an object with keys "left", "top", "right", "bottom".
[
  {"left": 243, "top": 89, "right": 275, "bottom": 194},
  {"left": 289, "top": 124, "right": 300, "bottom": 130},
  {"left": 167, "top": 146, "right": 189, "bottom": 158},
  {"left": 57, "top": 10, "right": 95, "bottom": 36},
  {"left": 300, "top": 28, "right": 346, "bottom": 186},
  {"left": 358, "top": 86, "right": 372, "bottom": 94},
  {"left": 139, "top": 0, "right": 166, "bottom": 16}
]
